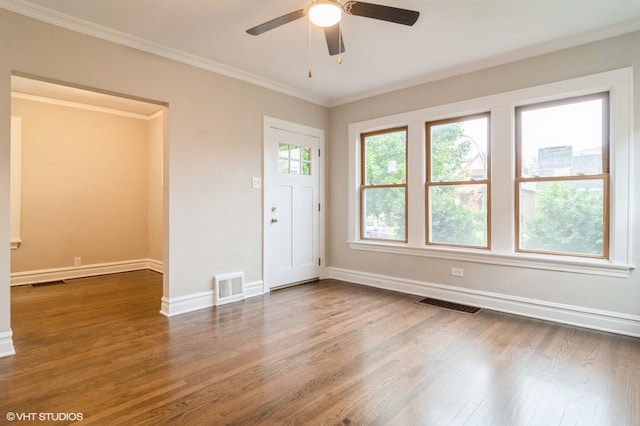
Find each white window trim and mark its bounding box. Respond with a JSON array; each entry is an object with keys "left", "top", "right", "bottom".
[
  {"left": 10, "top": 116, "right": 22, "bottom": 250},
  {"left": 347, "top": 67, "right": 634, "bottom": 278}
]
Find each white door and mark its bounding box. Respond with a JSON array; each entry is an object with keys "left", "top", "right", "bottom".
[{"left": 264, "top": 118, "right": 322, "bottom": 290}]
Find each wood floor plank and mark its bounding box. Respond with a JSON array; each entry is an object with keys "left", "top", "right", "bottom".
[{"left": 0, "top": 271, "right": 639, "bottom": 425}]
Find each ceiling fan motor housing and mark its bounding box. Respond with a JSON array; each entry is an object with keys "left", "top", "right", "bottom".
[
  {"left": 246, "top": 1, "right": 420, "bottom": 56},
  {"left": 308, "top": 0, "right": 344, "bottom": 28}
]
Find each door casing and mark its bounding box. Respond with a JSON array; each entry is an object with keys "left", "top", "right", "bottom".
[{"left": 263, "top": 116, "right": 325, "bottom": 291}]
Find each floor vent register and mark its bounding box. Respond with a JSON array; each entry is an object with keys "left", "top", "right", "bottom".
[{"left": 417, "top": 297, "right": 482, "bottom": 315}]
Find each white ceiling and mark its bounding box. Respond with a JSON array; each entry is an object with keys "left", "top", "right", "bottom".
[{"left": 3, "top": 0, "right": 640, "bottom": 107}]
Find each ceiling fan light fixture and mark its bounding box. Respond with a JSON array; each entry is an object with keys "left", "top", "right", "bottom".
[{"left": 308, "top": 1, "right": 342, "bottom": 27}]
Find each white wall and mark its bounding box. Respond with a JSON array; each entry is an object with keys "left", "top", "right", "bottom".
[
  {"left": 327, "top": 31, "right": 640, "bottom": 335},
  {"left": 0, "top": 9, "right": 328, "bottom": 356}
]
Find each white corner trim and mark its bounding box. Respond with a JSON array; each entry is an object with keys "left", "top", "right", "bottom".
[
  {"left": 10, "top": 259, "right": 162, "bottom": 286},
  {"left": 159, "top": 291, "right": 215, "bottom": 317},
  {"left": 0, "top": 330, "right": 16, "bottom": 358},
  {"left": 149, "top": 109, "right": 164, "bottom": 120},
  {"left": 326, "top": 267, "right": 640, "bottom": 338},
  {"left": 147, "top": 258, "right": 164, "bottom": 274}
]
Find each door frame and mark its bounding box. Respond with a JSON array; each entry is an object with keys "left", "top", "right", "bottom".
[{"left": 263, "top": 116, "right": 325, "bottom": 291}]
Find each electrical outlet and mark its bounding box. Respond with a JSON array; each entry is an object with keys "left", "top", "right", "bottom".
[
  {"left": 451, "top": 267, "right": 464, "bottom": 277},
  {"left": 74, "top": 257, "right": 82, "bottom": 266},
  {"left": 251, "top": 177, "right": 261, "bottom": 189}
]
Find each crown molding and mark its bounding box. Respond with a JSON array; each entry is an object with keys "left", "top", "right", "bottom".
[
  {"left": 0, "top": 0, "right": 331, "bottom": 107},
  {"left": 329, "top": 17, "right": 640, "bottom": 107},
  {"left": 3, "top": 1, "right": 640, "bottom": 109},
  {"left": 11, "top": 91, "right": 160, "bottom": 120}
]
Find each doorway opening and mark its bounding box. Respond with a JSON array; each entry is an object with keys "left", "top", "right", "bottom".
[{"left": 9, "top": 73, "right": 167, "bottom": 298}]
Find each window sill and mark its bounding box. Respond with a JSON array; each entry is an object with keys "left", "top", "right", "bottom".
[{"left": 347, "top": 241, "right": 633, "bottom": 278}]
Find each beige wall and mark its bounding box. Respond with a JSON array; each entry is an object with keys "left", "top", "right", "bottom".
[
  {"left": 10, "top": 97, "right": 162, "bottom": 273},
  {"left": 0, "top": 9, "right": 329, "bottom": 353},
  {"left": 2, "top": 6, "right": 638, "bottom": 355},
  {"left": 147, "top": 114, "right": 163, "bottom": 263},
  {"left": 327, "top": 30, "right": 640, "bottom": 318}
]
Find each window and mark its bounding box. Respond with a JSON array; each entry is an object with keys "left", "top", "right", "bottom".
[
  {"left": 279, "top": 143, "right": 311, "bottom": 175},
  {"left": 426, "top": 113, "right": 490, "bottom": 248},
  {"left": 516, "top": 93, "right": 609, "bottom": 258},
  {"left": 360, "top": 127, "right": 407, "bottom": 242},
  {"left": 347, "top": 68, "right": 632, "bottom": 277}
]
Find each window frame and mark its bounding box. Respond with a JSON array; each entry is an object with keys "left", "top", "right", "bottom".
[
  {"left": 514, "top": 93, "right": 610, "bottom": 258},
  {"left": 359, "top": 126, "right": 409, "bottom": 242},
  {"left": 279, "top": 143, "right": 312, "bottom": 176},
  {"left": 425, "top": 112, "right": 491, "bottom": 249},
  {"left": 346, "top": 67, "right": 633, "bottom": 278}
]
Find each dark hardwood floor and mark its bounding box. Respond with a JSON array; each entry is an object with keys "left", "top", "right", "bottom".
[{"left": 1, "top": 270, "right": 638, "bottom": 425}]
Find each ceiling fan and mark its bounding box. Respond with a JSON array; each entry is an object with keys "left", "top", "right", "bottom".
[{"left": 246, "top": 0, "right": 420, "bottom": 56}]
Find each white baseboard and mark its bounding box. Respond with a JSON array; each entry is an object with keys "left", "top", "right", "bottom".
[
  {"left": 159, "top": 291, "right": 215, "bottom": 317},
  {"left": 0, "top": 330, "right": 16, "bottom": 358},
  {"left": 159, "top": 280, "right": 265, "bottom": 317},
  {"left": 10, "top": 259, "right": 163, "bottom": 286},
  {"left": 327, "top": 267, "right": 640, "bottom": 338},
  {"left": 147, "top": 258, "right": 164, "bottom": 274},
  {"left": 244, "top": 280, "right": 264, "bottom": 298}
]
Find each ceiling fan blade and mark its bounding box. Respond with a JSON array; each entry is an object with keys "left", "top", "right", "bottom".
[
  {"left": 343, "top": 1, "right": 419, "bottom": 26},
  {"left": 324, "top": 25, "right": 346, "bottom": 56},
  {"left": 246, "top": 9, "right": 306, "bottom": 35}
]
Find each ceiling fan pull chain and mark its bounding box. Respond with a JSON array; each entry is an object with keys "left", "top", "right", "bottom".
[
  {"left": 338, "top": 20, "right": 343, "bottom": 64},
  {"left": 308, "top": 19, "right": 313, "bottom": 78}
]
